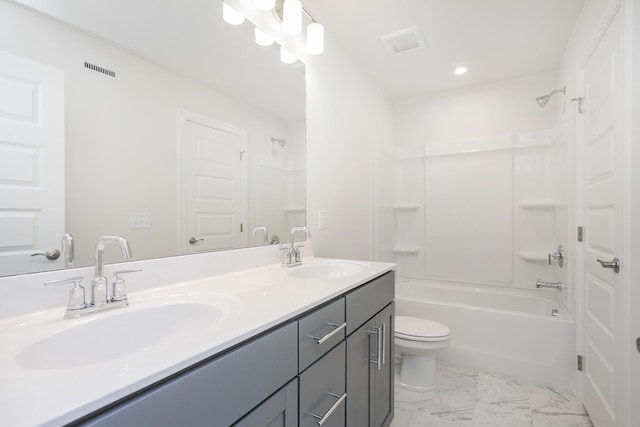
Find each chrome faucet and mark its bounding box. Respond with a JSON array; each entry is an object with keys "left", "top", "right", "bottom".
[
  {"left": 252, "top": 226, "right": 269, "bottom": 246},
  {"left": 92, "top": 236, "right": 132, "bottom": 306},
  {"left": 536, "top": 279, "right": 567, "bottom": 290},
  {"left": 282, "top": 226, "right": 311, "bottom": 267},
  {"left": 44, "top": 236, "right": 140, "bottom": 319}
]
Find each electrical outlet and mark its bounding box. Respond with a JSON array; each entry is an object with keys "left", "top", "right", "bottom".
[
  {"left": 129, "top": 212, "right": 151, "bottom": 229},
  {"left": 318, "top": 210, "right": 326, "bottom": 230}
]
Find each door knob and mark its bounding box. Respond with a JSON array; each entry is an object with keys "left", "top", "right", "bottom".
[
  {"left": 188, "top": 237, "right": 204, "bottom": 245},
  {"left": 31, "top": 249, "right": 61, "bottom": 260},
  {"left": 596, "top": 257, "right": 620, "bottom": 273}
]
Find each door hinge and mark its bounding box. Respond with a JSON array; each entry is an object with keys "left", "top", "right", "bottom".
[
  {"left": 240, "top": 223, "right": 243, "bottom": 233},
  {"left": 577, "top": 355, "right": 583, "bottom": 371},
  {"left": 577, "top": 226, "right": 583, "bottom": 242},
  {"left": 636, "top": 337, "right": 640, "bottom": 354}
]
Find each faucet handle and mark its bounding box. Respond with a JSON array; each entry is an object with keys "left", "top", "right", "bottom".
[
  {"left": 111, "top": 269, "right": 142, "bottom": 302},
  {"left": 45, "top": 276, "right": 86, "bottom": 310}
]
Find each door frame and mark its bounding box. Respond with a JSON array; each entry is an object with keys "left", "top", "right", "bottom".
[{"left": 176, "top": 109, "right": 248, "bottom": 254}]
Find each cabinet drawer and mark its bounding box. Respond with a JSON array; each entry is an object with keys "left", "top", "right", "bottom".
[
  {"left": 81, "top": 323, "right": 298, "bottom": 427},
  {"left": 345, "top": 271, "right": 394, "bottom": 335},
  {"left": 298, "top": 297, "right": 345, "bottom": 371},
  {"left": 299, "top": 341, "right": 346, "bottom": 427}
]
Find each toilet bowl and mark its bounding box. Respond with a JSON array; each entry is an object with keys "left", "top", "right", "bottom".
[{"left": 394, "top": 315, "right": 450, "bottom": 392}]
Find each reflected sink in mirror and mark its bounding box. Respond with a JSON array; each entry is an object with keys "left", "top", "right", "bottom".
[
  {"left": 288, "top": 262, "right": 369, "bottom": 279},
  {"left": 17, "top": 302, "right": 223, "bottom": 370}
]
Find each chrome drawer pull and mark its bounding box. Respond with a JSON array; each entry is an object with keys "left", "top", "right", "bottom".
[
  {"left": 310, "top": 322, "right": 346, "bottom": 345},
  {"left": 381, "top": 322, "right": 386, "bottom": 365},
  {"left": 368, "top": 326, "right": 383, "bottom": 370},
  {"left": 308, "top": 392, "right": 347, "bottom": 426}
]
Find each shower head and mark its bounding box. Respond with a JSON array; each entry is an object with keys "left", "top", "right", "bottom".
[{"left": 536, "top": 86, "right": 566, "bottom": 108}]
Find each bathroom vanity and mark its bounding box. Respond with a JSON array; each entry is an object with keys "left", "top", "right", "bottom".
[{"left": 0, "top": 255, "right": 394, "bottom": 427}]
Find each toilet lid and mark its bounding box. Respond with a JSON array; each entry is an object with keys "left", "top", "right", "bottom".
[{"left": 395, "top": 316, "right": 450, "bottom": 341}]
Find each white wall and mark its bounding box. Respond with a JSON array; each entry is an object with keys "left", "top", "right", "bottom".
[
  {"left": 306, "top": 36, "right": 394, "bottom": 261},
  {"left": 393, "top": 70, "right": 558, "bottom": 147},
  {"left": 0, "top": 1, "right": 299, "bottom": 266}
]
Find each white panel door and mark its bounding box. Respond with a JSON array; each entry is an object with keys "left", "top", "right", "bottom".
[
  {"left": 0, "top": 50, "right": 64, "bottom": 275},
  {"left": 579, "top": 11, "right": 623, "bottom": 427},
  {"left": 181, "top": 115, "right": 246, "bottom": 254}
]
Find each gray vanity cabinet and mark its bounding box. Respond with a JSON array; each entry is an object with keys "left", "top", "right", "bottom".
[
  {"left": 233, "top": 379, "right": 298, "bottom": 427},
  {"left": 345, "top": 272, "right": 395, "bottom": 427}
]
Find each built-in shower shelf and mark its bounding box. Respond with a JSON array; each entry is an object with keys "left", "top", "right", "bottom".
[
  {"left": 393, "top": 203, "right": 421, "bottom": 212},
  {"left": 519, "top": 200, "right": 556, "bottom": 210},
  {"left": 284, "top": 207, "right": 305, "bottom": 213},
  {"left": 518, "top": 251, "right": 549, "bottom": 263},
  {"left": 393, "top": 246, "right": 421, "bottom": 255}
]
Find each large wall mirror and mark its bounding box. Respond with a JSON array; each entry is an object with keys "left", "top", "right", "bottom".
[{"left": 0, "top": 0, "right": 306, "bottom": 277}]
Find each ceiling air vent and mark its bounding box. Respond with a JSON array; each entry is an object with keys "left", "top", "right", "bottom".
[
  {"left": 84, "top": 61, "right": 116, "bottom": 78},
  {"left": 380, "top": 26, "right": 426, "bottom": 55}
]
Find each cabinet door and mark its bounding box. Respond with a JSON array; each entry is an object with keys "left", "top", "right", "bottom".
[
  {"left": 346, "top": 317, "right": 375, "bottom": 427},
  {"left": 233, "top": 379, "right": 298, "bottom": 427},
  {"left": 372, "top": 303, "right": 394, "bottom": 427},
  {"left": 346, "top": 302, "right": 394, "bottom": 427}
]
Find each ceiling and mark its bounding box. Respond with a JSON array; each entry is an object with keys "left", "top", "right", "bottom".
[{"left": 305, "top": 0, "right": 586, "bottom": 98}]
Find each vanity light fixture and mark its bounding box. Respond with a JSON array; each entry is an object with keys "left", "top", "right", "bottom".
[
  {"left": 280, "top": 46, "right": 298, "bottom": 63},
  {"left": 223, "top": 1, "right": 245, "bottom": 25},
  {"left": 255, "top": 27, "right": 274, "bottom": 46},
  {"left": 254, "top": 0, "right": 276, "bottom": 11},
  {"left": 453, "top": 66, "right": 468, "bottom": 75}
]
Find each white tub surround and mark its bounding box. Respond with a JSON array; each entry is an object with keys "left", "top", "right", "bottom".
[
  {"left": 0, "top": 244, "right": 394, "bottom": 427},
  {"left": 395, "top": 278, "right": 575, "bottom": 390}
]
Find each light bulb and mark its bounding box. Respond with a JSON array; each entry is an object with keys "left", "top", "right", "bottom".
[
  {"left": 453, "top": 66, "right": 468, "bottom": 75},
  {"left": 306, "top": 22, "right": 324, "bottom": 55},
  {"left": 282, "top": 0, "right": 302, "bottom": 35},
  {"left": 255, "top": 27, "right": 274, "bottom": 47},
  {"left": 254, "top": 0, "right": 275, "bottom": 10},
  {"left": 222, "top": 2, "right": 244, "bottom": 25},
  {"left": 280, "top": 46, "right": 297, "bottom": 64}
]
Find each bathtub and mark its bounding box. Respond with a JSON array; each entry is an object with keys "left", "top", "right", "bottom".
[{"left": 395, "top": 278, "right": 576, "bottom": 390}]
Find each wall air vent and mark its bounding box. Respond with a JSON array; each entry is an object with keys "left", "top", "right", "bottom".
[
  {"left": 380, "top": 26, "right": 426, "bottom": 55},
  {"left": 84, "top": 61, "right": 116, "bottom": 78}
]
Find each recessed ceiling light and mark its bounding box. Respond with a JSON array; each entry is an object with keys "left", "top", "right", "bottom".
[{"left": 453, "top": 66, "right": 468, "bottom": 75}]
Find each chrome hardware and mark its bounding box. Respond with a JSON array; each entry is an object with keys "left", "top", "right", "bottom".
[
  {"left": 62, "top": 233, "right": 74, "bottom": 267},
  {"left": 44, "top": 276, "right": 86, "bottom": 316},
  {"left": 111, "top": 269, "right": 142, "bottom": 302},
  {"left": 596, "top": 257, "right": 620, "bottom": 273},
  {"left": 307, "top": 392, "right": 347, "bottom": 426},
  {"left": 92, "top": 236, "right": 131, "bottom": 306},
  {"left": 31, "top": 249, "right": 61, "bottom": 260},
  {"left": 252, "top": 226, "right": 268, "bottom": 246},
  {"left": 548, "top": 245, "right": 565, "bottom": 268},
  {"left": 536, "top": 279, "right": 567, "bottom": 290},
  {"left": 281, "top": 226, "right": 311, "bottom": 267},
  {"left": 310, "top": 322, "right": 346, "bottom": 345},
  {"left": 551, "top": 309, "right": 559, "bottom": 317},
  {"left": 188, "top": 237, "right": 204, "bottom": 245},
  {"left": 369, "top": 326, "right": 383, "bottom": 370},
  {"left": 570, "top": 97, "right": 584, "bottom": 113},
  {"left": 381, "top": 322, "right": 386, "bottom": 365}
]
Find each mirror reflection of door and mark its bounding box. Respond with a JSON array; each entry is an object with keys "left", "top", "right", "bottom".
[
  {"left": 0, "top": 50, "right": 65, "bottom": 275},
  {"left": 179, "top": 111, "right": 247, "bottom": 254}
]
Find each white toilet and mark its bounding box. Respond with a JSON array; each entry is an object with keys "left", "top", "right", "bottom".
[{"left": 394, "top": 315, "right": 451, "bottom": 392}]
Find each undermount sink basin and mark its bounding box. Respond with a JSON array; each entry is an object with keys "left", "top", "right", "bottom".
[
  {"left": 289, "top": 261, "right": 368, "bottom": 279},
  {"left": 17, "top": 302, "right": 223, "bottom": 370}
]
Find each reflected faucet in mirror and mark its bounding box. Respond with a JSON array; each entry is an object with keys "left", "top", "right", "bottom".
[{"left": 252, "top": 226, "right": 268, "bottom": 245}]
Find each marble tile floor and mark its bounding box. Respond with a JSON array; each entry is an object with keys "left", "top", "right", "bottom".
[{"left": 390, "top": 362, "right": 592, "bottom": 427}]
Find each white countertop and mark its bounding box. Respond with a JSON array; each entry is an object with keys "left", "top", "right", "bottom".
[{"left": 0, "top": 257, "right": 394, "bottom": 427}]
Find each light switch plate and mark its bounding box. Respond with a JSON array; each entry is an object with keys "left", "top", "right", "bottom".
[{"left": 130, "top": 212, "right": 151, "bottom": 229}]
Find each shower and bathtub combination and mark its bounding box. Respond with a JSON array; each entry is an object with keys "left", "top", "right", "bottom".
[{"left": 390, "top": 101, "right": 575, "bottom": 391}]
